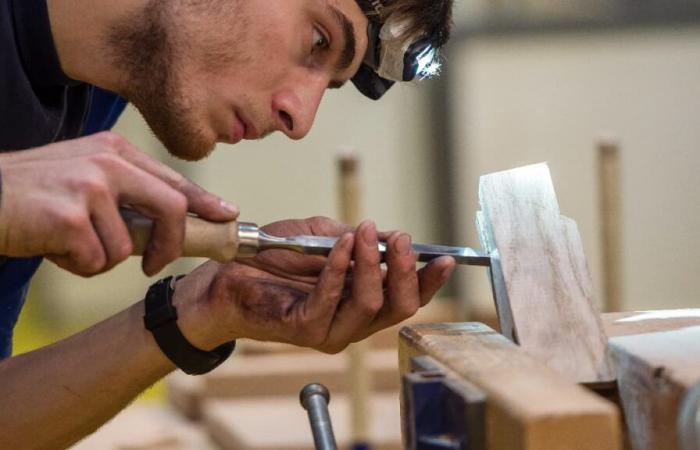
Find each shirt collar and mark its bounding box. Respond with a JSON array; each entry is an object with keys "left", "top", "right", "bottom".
[{"left": 10, "top": 0, "right": 81, "bottom": 87}]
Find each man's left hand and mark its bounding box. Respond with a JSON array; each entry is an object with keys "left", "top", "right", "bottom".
[{"left": 173, "top": 216, "right": 456, "bottom": 354}]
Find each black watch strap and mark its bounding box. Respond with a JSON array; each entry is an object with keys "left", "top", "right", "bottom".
[{"left": 143, "top": 275, "right": 235, "bottom": 375}]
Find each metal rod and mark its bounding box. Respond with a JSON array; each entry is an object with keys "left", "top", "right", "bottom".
[{"left": 300, "top": 383, "right": 338, "bottom": 450}]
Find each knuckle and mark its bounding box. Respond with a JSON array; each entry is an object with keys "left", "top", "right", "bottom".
[
  {"left": 80, "top": 174, "right": 111, "bottom": 199},
  {"left": 307, "top": 216, "right": 332, "bottom": 233},
  {"left": 168, "top": 193, "right": 188, "bottom": 218},
  {"left": 76, "top": 251, "right": 106, "bottom": 276},
  {"left": 94, "top": 131, "right": 125, "bottom": 152},
  {"left": 58, "top": 209, "right": 90, "bottom": 233},
  {"left": 356, "top": 298, "right": 383, "bottom": 317},
  {"left": 114, "top": 239, "right": 134, "bottom": 262}
]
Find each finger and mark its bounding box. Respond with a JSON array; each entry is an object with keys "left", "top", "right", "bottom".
[
  {"left": 417, "top": 256, "right": 456, "bottom": 306},
  {"left": 114, "top": 139, "right": 238, "bottom": 221},
  {"left": 325, "top": 220, "right": 383, "bottom": 348},
  {"left": 380, "top": 232, "right": 420, "bottom": 325},
  {"left": 108, "top": 162, "right": 188, "bottom": 276},
  {"left": 303, "top": 233, "right": 354, "bottom": 324},
  {"left": 90, "top": 203, "right": 133, "bottom": 271},
  {"left": 47, "top": 224, "right": 107, "bottom": 277}
]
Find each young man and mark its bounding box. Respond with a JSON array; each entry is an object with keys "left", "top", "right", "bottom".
[{"left": 0, "top": 0, "right": 453, "bottom": 447}]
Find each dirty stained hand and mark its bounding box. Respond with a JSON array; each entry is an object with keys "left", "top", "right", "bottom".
[
  {"left": 0, "top": 132, "right": 238, "bottom": 276},
  {"left": 175, "top": 217, "right": 456, "bottom": 354}
]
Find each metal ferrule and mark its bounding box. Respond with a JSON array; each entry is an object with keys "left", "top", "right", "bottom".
[{"left": 236, "top": 222, "right": 260, "bottom": 258}]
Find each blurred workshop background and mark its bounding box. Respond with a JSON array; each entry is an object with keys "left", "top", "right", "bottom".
[{"left": 14, "top": 1, "right": 700, "bottom": 448}]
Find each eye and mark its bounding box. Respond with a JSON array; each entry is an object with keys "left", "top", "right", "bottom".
[{"left": 312, "top": 27, "right": 329, "bottom": 53}]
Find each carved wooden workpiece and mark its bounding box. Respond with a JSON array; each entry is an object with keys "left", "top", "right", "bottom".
[{"left": 477, "top": 163, "right": 615, "bottom": 384}]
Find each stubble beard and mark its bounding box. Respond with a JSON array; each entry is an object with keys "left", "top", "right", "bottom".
[{"left": 107, "top": 2, "right": 213, "bottom": 161}]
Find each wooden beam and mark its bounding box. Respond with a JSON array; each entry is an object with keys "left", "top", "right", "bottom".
[
  {"left": 399, "top": 322, "right": 621, "bottom": 450},
  {"left": 609, "top": 311, "right": 700, "bottom": 450},
  {"left": 203, "top": 394, "right": 401, "bottom": 450},
  {"left": 477, "top": 163, "right": 615, "bottom": 384},
  {"left": 603, "top": 309, "right": 700, "bottom": 338},
  {"left": 167, "top": 349, "right": 400, "bottom": 420}
]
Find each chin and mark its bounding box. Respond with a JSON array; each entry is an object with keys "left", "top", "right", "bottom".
[{"left": 156, "top": 126, "right": 217, "bottom": 162}]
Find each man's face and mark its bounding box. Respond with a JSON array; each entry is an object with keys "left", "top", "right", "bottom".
[{"left": 112, "top": 0, "right": 368, "bottom": 161}]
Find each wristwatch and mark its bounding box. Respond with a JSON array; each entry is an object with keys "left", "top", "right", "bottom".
[{"left": 143, "top": 275, "right": 235, "bottom": 375}]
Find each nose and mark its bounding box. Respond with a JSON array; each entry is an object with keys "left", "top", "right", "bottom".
[{"left": 271, "top": 74, "right": 327, "bottom": 140}]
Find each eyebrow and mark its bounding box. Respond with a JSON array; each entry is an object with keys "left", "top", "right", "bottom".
[{"left": 327, "top": 6, "right": 356, "bottom": 89}]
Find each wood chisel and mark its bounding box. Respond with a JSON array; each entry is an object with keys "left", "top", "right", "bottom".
[{"left": 120, "top": 209, "right": 490, "bottom": 266}]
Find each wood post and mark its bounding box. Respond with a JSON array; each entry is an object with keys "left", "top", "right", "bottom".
[
  {"left": 598, "top": 138, "right": 624, "bottom": 312},
  {"left": 338, "top": 153, "right": 371, "bottom": 447}
]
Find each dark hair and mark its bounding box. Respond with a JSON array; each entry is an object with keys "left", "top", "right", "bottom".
[{"left": 365, "top": 0, "right": 454, "bottom": 48}]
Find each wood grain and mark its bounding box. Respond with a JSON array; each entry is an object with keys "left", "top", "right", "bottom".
[
  {"left": 477, "top": 163, "right": 614, "bottom": 383},
  {"left": 610, "top": 323, "right": 700, "bottom": 450},
  {"left": 399, "top": 322, "right": 621, "bottom": 450}
]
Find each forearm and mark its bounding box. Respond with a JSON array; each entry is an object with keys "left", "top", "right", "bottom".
[{"left": 0, "top": 300, "right": 175, "bottom": 450}]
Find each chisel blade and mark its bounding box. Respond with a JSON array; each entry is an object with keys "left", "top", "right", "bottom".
[{"left": 260, "top": 233, "right": 491, "bottom": 267}]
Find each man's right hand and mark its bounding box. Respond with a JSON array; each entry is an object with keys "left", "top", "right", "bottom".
[{"left": 0, "top": 132, "right": 238, "bottom": 276}]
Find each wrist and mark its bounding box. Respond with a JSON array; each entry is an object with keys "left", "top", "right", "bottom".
[
  {"left": 143, "top": 276, "right": 235, "bottom": 375},
  {"left": 171, "top": 274, "right": 242, "bottom": 350}
]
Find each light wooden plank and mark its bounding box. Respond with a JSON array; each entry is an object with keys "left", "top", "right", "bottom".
[
  {"left": 610, "top": 324, "right": 700, "bottom": 450},
  {"left": 71, "top": 404, "right": 215, "bottom": 450},
  {"left": 400, "top": 322, "right": 621, "bottom": 450},
  {"left": 167, "top": 349, "right": 399, "bottom": 420},
  {"left": 477, "top": 162, "right": 614, "bottom": 383},
  {"left": 203, "top": 394, "right": 401, "bottom": 450},
  {"left": 603, "top": 309, "right": 700, "bottom": 338}
]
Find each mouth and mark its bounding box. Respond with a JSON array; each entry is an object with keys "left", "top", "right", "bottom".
[{"left": 236, "top": 112, "right": 262, "bottom": 140}]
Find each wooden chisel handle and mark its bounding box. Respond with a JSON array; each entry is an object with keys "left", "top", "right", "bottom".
[{"left": 120, "top": 208, "right": 256, "bottom": 263}]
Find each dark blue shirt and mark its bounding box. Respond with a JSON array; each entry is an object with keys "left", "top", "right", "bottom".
[{"left": 0, "top": 0, "right": 127, "bottom": 357}]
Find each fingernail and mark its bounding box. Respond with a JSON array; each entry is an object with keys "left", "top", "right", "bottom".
[
  {"left": 394, "top": 233, "right": 412, "bottom": 256},
  {"left": 361, "top": 221, "right": 377, "bottom": 246},
  {"left": 220, "top": 199, "right": 239, "bottom": 215}
]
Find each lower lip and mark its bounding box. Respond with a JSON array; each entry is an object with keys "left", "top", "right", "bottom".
[{"left": 231, "top": 115, "right": 246, "bottom": 144}]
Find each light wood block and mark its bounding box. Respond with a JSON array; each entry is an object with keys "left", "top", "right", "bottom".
[
  {"left": 167, "top": 349, "right": 399, "bottom": 419},
  {"left": 604, "top": 309, "right": 700, "bottom": 338},
  {"left": 71, "top": 404, "right": 215, "bottom": 450},
  {"left": 400, "top": 322, "right": 621, "bottom": 450},
  {"left": 477, "top": 162, "right": 614, "bottom": 384},
  {"left": 203, "top": 393, "right": 401, "bottom": 450},
  {"left": 609, "top": 315, "right": 700, "bottom": 450}
]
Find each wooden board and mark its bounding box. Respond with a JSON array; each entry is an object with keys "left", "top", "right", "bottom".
[
  {"left": 167, "top": 349, "right": 399, "bottom": 419},
  {"left": 477, "top": 163, "right": 614, "bottom": 384},
  {"left": 71, "top": 404, "right": 215, "bottom": 450},
  {"left": 399, "top": 322, "right": 621, "bottom": 450},
  {"left": 603, "top": 309, "right": 700, "bottom": 338},
  {"left": 610, "top": 322, "right": 700, "bottom": 450},
  {"left": 203, "top": 393, "right": 401, "bottom": 450}
]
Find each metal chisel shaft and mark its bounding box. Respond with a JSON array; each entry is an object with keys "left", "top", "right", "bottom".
[{"left": 122, "top": 209, "right": 491, "bottom": 266}]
